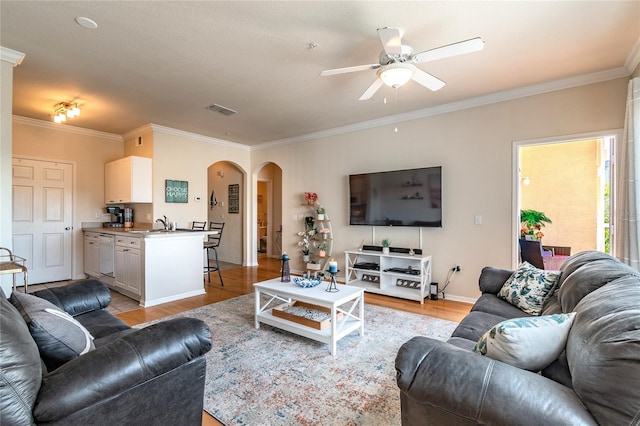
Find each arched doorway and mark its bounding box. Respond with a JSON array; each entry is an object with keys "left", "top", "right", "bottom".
[
  {"left": 207, "top": 161, "right": 244, "bottom": 266},
  {"left": 255, "top": 162, "right": 283, "bottom": 265}
]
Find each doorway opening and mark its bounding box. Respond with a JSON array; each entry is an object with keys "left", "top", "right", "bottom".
[
  {"left": 514, "top": 131, "right": 619, "bottom": 265},
  {"left": 207, "top": 161, "right": 244, "bottom": 266},
  {"left": 255, "top": 162, "right": 283, "bottom": 265}
]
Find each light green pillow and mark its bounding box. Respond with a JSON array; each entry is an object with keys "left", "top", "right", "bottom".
[
  {"left": 497, "top": 261, "right": 561, "bottom": 315},
  {"left": 473, "top": 312, "right": 576, "bottom": 371}
]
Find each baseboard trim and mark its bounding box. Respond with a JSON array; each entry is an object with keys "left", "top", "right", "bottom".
[{"left": 141, "top": 289, "right": 206, "bottom": 307}]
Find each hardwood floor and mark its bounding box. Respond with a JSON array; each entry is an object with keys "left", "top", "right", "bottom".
[{"left": 114, "top": 254, "right": 472, "bottom": 426}]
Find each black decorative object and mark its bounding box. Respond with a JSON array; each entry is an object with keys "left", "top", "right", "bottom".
[
  {"left": 430, "top": 282, "right": 439, "bottom": 300},
  {"left": 361, "top": 245, "right": 422, "bottom": 255},
  {"left": 281, "top": 253, "right": 290, "bottom": 282},
  {"left": 326, "top": 270, "right": 339, "bottom": 292},
  {"left": 228, "top": 184, "right": 240, "bottom": 214}
]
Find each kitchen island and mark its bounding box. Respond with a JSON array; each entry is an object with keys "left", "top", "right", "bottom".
[{"left": 83, "top": 228, "right": 214, "bottom": 307}]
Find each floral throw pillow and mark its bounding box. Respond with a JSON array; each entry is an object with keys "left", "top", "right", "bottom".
[
  {"left": 473, "top": 312, "right": 576, "bottom": 371},
  {"left": 497, "top": 261, "right": 561, "bottom": 315}
]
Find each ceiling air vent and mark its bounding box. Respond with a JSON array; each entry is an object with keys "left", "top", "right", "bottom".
[{"left": 206, "top": 104, "right": 238, "bottom": 116}]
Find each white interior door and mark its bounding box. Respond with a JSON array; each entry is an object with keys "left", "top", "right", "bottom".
[{"left": 12, "top": 158, "right": 73, "bottom": 284}]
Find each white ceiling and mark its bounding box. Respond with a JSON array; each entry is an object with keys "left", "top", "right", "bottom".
[{"left": 2, "top": 1, "right": 639, "bottom": 146}]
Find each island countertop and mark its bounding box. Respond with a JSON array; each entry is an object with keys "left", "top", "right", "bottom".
[
  {"left": 83, "top": 227, "right": 212, "bottom": 307},
  {"left": 83, "top": 227, "right": 218, "bottom": 238}
]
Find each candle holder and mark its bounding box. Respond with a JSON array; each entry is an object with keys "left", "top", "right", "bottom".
[
  {"left": 325, "top": 270, "right": 339, "bottom": 292},
  {"left": 281, "top": 253, "right": 290, "bottom": 282}
]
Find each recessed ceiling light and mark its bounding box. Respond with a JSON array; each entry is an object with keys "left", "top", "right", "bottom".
[{"left": 75, "top": 16, "right": 98, "bottom": 29}]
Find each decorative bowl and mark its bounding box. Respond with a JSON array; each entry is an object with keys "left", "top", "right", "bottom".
[{"left": 293, "top": 277, "right": 322, "bottom": 288}]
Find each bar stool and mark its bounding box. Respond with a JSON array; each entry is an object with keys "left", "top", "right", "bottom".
[
  {"left": 204, "top": 222, "right": 225, "bottom": 285},
  {"left": 192, "top": 221, "right": 207, "bottom": 230},
  {"left": 0, "top": 247, "right": 28, "bottom": 293}
]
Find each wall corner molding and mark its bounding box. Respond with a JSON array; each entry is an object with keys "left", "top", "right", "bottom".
[{"left": 0, "top": 46, "right": 25, "bottom": 66}]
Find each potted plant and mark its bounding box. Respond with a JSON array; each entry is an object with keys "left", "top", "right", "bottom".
[
  {"left": 297, "top": 229, "right": 315, "bottom": 262},
  {"left": 307, "top": 260, "right": 321, "bottom": 270},
  {"left": 381, "top": 238, "right": 391, "bottom": 255},
  {"left": 316, "top": 206, "right": 326, "bottom": 220},
  {"left": 304, "top": 192, "right": 319, "bottom": 206},
  {"left": 317, "top": 241, "right": 328, "bottom": 258},
  {"left": 520, "top": 209, "right": 552, "bottom": 241},
  {"left": 319, "top": 227, "right": 331, "bottom": 239}
]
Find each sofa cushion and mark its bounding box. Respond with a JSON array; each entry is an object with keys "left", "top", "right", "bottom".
[
  {"left": 0, "top": 291, "right": 42, "bottom": 426},
  {"left": 558, "top": 258, "right": 639, "bottom": 312},
  {"left": 450, "top": 310, "right": 509, "bottom": 343},
  {"left": 497, "top": 262, "right": 560, "bottom": 315},
  {"left": 567, "top": 275, "right": 640, "bottom": 425},
  {"left": 473, "top": 312, "right": 575, "bottom": 371},
  {"left": 471, "top": 293, "right": 532, "bottom": 318},
  {"left": 557, "top": 250, "right": 617, "bottom": 286},
  {"left": 74, "top": 309, "right": 131, "bottom": 339},
  {"left": 10, "top": 292, "right": 95, "bottom": 368}
]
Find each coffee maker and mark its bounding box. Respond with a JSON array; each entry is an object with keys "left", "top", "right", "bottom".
[{"left": 104, "top": 207, "right": 124, "bottom": 228}]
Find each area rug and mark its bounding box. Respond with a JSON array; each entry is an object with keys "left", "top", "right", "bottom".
[{"left": 143, "top": 294, "right": 458, "bottom": 425}]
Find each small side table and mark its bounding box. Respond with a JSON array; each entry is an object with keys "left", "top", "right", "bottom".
[{"left": 0, "top": 247, "right": 28, "bottom": 293}]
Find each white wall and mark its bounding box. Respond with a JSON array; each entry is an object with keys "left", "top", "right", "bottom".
[
  {"left": 151, "top": 130, "right": 251, "bottom": 264},
  {"left": 251, "top": 78, "right": 628, "bottom": 301}
]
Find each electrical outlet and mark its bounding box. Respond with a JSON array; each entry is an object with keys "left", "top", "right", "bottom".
[{"left": 95, "top": 210, "right": 102, "bottom": 219}]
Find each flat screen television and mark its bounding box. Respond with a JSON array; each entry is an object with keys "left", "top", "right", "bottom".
[{"left": 349, "top": 166, "right": 442, "bottom": 227}]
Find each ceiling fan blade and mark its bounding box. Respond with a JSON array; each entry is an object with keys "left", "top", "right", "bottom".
[
  {"left": 377, "top": 27, "right": 403, "bottom": 56},
  {"left": 320, "top": 64, "right": 380, "bottom": 76},
  {"left": 412, "top": 37, "right": 485, "bottom": 63},
  {"left": 359, "top": 78, "right": 384, "bottom": 101},
  {"left": 411, "top": 69, "right": 446, "bottom": 91}
]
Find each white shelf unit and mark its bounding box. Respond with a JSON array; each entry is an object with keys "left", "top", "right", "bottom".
[
  {"left": 345, "top": 250, "right": 432, "bottom": 304},
  {"left": 303, "top": 205, "right": 333, "bottom": 272}
]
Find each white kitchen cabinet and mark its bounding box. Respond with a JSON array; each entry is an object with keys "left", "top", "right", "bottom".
[
  {"left": 83, "top": 232, "right": 100, "bottom": 278},
  {"left": 345, "top": 249, "right": 432, "bottom": 304},
  {"left": 114, "top": 236, "right": 143, "bottom": 299},
  {"left": 105, "top": 156, "right": 152, "bottom": 204},
  {"left": 83, "top": 228, "right": 206, "bottom": 307}
]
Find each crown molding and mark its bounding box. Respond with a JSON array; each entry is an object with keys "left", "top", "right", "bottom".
[
  {"left": 121, "top": 124, "right": 154, "bottom": 140},
  {"left": 625, "top": 37, "right": 640, "bottom": 75},
  {"left": 0, "top": 46, "right": 25, "bottom": 66},
  {"left": 148, "top": 123, "right": 250, "bottom": 152},
  {"left": 254, "top": 66, "right": 631, "bottom": 150},
  {"left": 12, "top": 116, "right": 122, "bottom": 141}
]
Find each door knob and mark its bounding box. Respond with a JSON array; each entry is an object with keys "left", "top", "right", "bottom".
[{"left": 65, "top": 227, "right": 72, "bottom": 230}]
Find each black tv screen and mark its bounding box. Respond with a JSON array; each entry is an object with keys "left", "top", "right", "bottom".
[{"left": 349, "top": 166, "right": 442, "bottom": 227}]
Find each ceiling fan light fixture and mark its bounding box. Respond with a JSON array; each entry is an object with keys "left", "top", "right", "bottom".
[{"left": 378, "top": 63, "right": 415, "bottom": 88}]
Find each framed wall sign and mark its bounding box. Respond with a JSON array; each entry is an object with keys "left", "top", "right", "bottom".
[
  {"left": 228, "top": 183, "right": 240, "bottom": 214},
  {"left": 165, "top": 180, "right": 188, "bottom": 203}
]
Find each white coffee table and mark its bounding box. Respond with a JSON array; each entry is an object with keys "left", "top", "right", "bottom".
[{"left": 254, "top": 278, "right": 365, "bottom": 356}]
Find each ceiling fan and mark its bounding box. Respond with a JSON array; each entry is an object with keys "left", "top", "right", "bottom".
[{"left": 320, "top": 27, "right": 485, "bottom": 100}]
